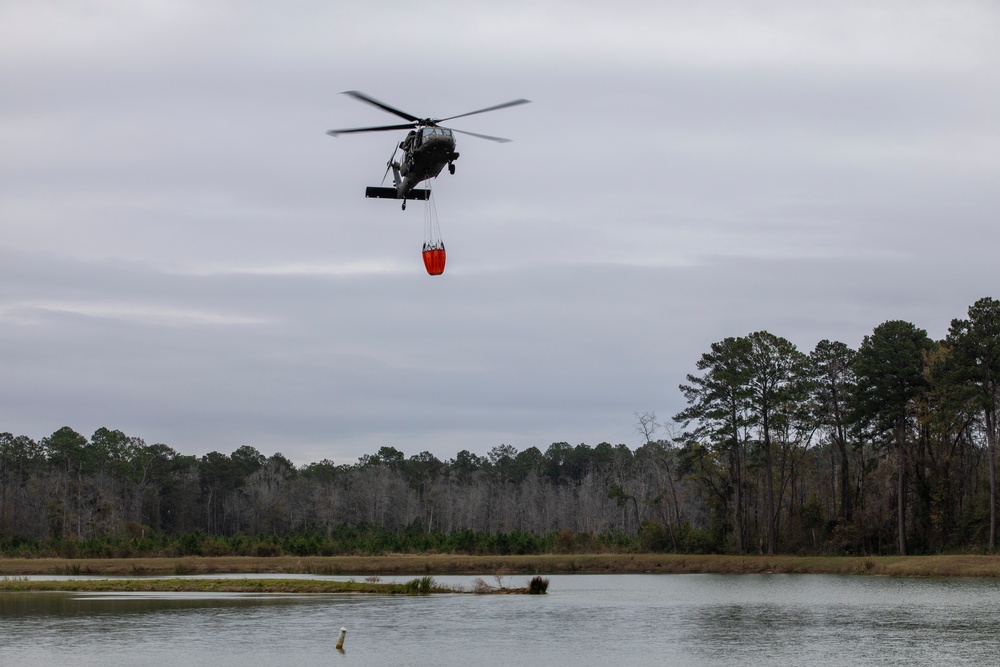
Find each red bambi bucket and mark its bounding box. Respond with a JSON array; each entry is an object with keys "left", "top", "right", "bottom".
[{"left": 422, "top": 247, "right": 446, "bottom": 276}]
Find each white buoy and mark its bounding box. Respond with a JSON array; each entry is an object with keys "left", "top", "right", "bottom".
[{"left": 336, "top": 627, "right": 347, "bottom": 650}]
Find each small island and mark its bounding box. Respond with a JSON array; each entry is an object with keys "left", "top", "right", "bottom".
[
  {"left": 0, "top": 576, "right": 449, "bottom": 595},
  {"left": 0, "top": 563, "right": 551, "bottom": 595}
]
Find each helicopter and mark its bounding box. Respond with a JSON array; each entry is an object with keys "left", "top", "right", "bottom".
[{"left": 326, "top": 91, "right": 530, "bottom": 209}]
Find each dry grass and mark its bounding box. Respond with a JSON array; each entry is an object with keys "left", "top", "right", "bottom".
[
  {"left": 0, "top": 577, "right": 456, "bottom": 594},
  {"left": 2, "top": 553, "right": 1000, "bottom": 578}
]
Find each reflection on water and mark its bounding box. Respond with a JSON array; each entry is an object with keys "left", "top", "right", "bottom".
[{"left": 3, "top": 574, "right": 1000, "bottom": 667}]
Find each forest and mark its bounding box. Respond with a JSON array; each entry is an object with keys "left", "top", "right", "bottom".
[{"left": 1, "top": 297, "right": 998, "bottom": 559}]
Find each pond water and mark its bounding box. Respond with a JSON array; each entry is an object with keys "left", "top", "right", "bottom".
[{"left": 3, "top": 573, "right": 1000, "bottom": 667}]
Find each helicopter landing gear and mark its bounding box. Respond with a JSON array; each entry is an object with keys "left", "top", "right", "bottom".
[
  {"left": 448, "top": 162, "right": 455, "bottom": 175},
  {"left": 402, "top": 200, "right": 406, "bottom": 210}
]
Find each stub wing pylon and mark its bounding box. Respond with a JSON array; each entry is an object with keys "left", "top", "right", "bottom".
[{"left": 365, "top": 187, "right": 430, "bottom": 201}]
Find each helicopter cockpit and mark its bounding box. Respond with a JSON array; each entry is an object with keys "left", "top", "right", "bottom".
[
  {"left": 400, "top": 127, "right": 454, "bottom": 154},
  {"left": 419, "top": 127, "right": 453, "bottom": 142}
]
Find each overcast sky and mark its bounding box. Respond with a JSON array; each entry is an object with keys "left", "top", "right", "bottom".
[{"left": 2, "top": 0, "right": 998, "bottom": 465}]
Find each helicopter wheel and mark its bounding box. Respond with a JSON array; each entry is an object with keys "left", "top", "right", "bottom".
[
  {"left": 448, "top": 163, "right": 455, "bottom": 175},
  {"left": 402, "top": 200, "right": 406, "bottom": 211}
]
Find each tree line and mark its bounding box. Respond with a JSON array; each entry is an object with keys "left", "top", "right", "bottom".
[{"left": 1, "top": 297, "right": 998, "bottom": 558}]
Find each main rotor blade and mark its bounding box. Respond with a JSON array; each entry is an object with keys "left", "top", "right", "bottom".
[
  {"left": 342, "top": 91, "right": 421, "bottom": 123},
  {"left": 437, "top": 98, "right": 530, "bottom": 123},
  {"left": 326, "top": 123, "right": 416, "bottom": 137},
  {"left": 448, "top": 127, "right": 513, "bottom": 143}
]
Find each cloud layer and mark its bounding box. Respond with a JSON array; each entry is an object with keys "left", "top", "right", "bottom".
[{"left": 3, "top": 0, "right": 998, "bottom": 463}]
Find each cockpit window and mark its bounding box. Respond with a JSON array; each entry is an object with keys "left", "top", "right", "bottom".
[{"left": 420, "top": 127, "right": 453, "bottom": 139}]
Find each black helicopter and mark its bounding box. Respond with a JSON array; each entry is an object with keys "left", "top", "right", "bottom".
[{"left": 326, "top": 91, "right": 530, "bottom": 209}]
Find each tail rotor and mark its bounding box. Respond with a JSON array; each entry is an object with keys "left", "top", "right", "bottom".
[{"left": 380, "top": 145, "right": 399, "bottom": 186}]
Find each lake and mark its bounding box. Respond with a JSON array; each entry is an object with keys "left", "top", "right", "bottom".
[{"left": 3, "top": 573, "right": 1000, "bottom": 666}]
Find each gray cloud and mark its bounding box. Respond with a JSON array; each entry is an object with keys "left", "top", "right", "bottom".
[{"left": 2, "top": 0, "right": 998, "bottom": 464}]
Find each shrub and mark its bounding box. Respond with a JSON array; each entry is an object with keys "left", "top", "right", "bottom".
[
  {"left": 528, "top": 576, "right": 549, "bottom": 594},
  {"left": 405, "top": 576, "right": 435, "bottom": 594}
]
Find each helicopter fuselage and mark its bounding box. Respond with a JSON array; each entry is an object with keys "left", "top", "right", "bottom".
[{"left": 395, "top": 127, "right": 459, "bottom": 197}]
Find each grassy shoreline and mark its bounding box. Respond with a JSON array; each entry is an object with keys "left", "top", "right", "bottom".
[
  {"left": 3, "top": 553, "right": 1000, "bottom": 579},
  {"left": 0, "top": 576, "right": 456, "bottom": 594}
]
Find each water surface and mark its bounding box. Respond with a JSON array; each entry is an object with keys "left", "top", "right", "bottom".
[{"left": 3, "top": 574, "right": 999, "bottom": 666}]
